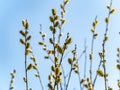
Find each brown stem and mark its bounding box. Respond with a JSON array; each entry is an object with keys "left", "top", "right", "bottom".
[
  {"left": 90, "top": 16, "right": 97, "bottom": 82},
  {"left": 66, "top": 67, "right": 72, "bottom": 90},
  {"left": 102, "top": 1, "right": 113, "bottom": 89},
  {"left": 25, "top": 30, "right": 28, "bottom": 90},
  {"left": 61, "top": 64, "right": 66, "bottom": 90},
  {"left": 93, "top": 58, "right": 102, "bottom": 87}
]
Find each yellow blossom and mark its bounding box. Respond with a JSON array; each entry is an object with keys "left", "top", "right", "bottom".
[
  {"left": 116, "top": 64, "right": 120, "bottom": 70},
  {"left": 117, "top": 48, "right": 120, "bottom": 52},
  {"left": 20, "top": 39, "right": 25, "bottom": 45},
  {"left": 104, "top": 36, "right": 109, "bottom": 41},
  {"left": 105, "top": 17, "right": 110, "bottom": 23},
  {"left": 80, "top": 79, "right": 85, "bottom": 84},
  {"left": 49, "top": 16, "right": 54, "bottom": 22},
  {"left": 118, "top": 80, "right": 120, "bottom": 88},
  {"left": 107, "top": 5, "right": 110, "bottom": 10},
  {"left": 110, "top": 8, "right": 116, "bottom": 14},
  {"left": 52, "top": 8, "right": 56, "bottom": 15},
  {"left": 68, "top": 58, "right": 73, "bottom": 65},
  {"left": 38, "top": 41, "right": 44, "bottom": 45},
  {"left": 97, "top": 70, "right": 104, "bottom": 77},
  {"left": 89, "top": 53, "right": 93, "bottom": 60},
  {"left": 74, "top": 70, "right": 79, "bottom": 74},
  {"left": 91, "top": 29, "right": 95, "bottom": 33},
  {"left": 22, "top": 20, "right": 29, "bottom": 29},
  {"left": 27, "top": 64, "right": 33, "bottom": 70},
  {"left": 35, "top": 74, "right": 39, "bottom": 77},
  {"left": 66, "top": 37, "right": 72, "bottom": 44}
]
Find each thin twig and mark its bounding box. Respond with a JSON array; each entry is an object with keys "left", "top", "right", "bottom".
[
  {"left": 66, "top": 45, "right": 77, "bottom": 90},
  {"left": 84, "top": 39, "right": 87, "bottom": 80},
  {"left": 66, "top": 67, "right": 72, "bottom": 90},
  {"left": 102, "top": 1, "right": 113, "bottom": 90},
  {"left": 90, "top": 16, "right": 97, "bottom": 82},
  {"left": 59, "top": 33, "right": 69, "bottom": 66},
  {"left": 77, "top": 63, "right": 82, "bottom": 90},
  {"left": 25, "top": 30, "right": 28, "bottom": 90},
  {"left": 61, "top": 64, "right": 66, "bottom": 90},
  {"left": 93, "top": 58, "right": 102, "bottom": 87},
  {"left": 31, "top": 50, "right": 44, "bottom": 90}
]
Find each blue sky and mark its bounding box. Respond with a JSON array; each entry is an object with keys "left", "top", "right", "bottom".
[{"left": 0, "top": 0, "right": 120, "bottom": 90}]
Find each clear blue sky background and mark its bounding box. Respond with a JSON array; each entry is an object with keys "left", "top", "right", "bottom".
[{"left": 0, "top": 0, "right": 120, "bottom": 90}]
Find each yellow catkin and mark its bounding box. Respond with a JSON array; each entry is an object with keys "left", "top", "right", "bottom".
[
  {"left": 20, "top": 30, "right": 26, "bottom": 36},
  {"left": 29, "top": 88, "right": 32, "bottom": 90},
  {"left": 68, "top": 58, "right": 73, "bottom": 65},
  {"left": 103, "top": 60, "right": 107, "bottom": 63},
  {"left": 33, "top": 65, "right": 37, "bottom": 70},
  {"left": 108, "top": 87, "right": 113, "bottom": 90},
  {"left": 22, "top": 20, "right": 29, "bottom": 29},
  {"left": 57, "top": 78, "right": 62, "bottom": 84},
  {"left": 57, "top": 44, "right": 63, "bottom": 54},
  {"left": 107, "top": 5, "right": 110, "bottom": 10},
  {"left": 62, "top": 19, "right": 66, "bottom": 24},
  {"left": 99, "top": 52, "right": 103, "bottom": 58},
  {"left": 47, "top": 50, "right": 53, "bottom": 54},
  {"left": 110, "top": 8, "right": 116, "bottom": 14},
  {"left": 61, "top": 11, "right": 65, "bottom": 16},
  {"left": 117, "top": 48, "right": 120, "bottom": 52},
  {"left": 55, "top": 67, "right": 60, "bottom": 75},
  {"left": 44, "top": 56, "right": 49, "bottom": 59},
  {"left": 116, "top": 64, "right": 120, "bottom": 70},
  {"left": 118, "top": 80, "right": 120, "bottom": 88},
  {"left": 26, "top": 43, "right": 30, "bottom": 49},
  {"left": 55, "top": 56, "right": 59, "bottom": 62},
  {"left": 84, "top": 84, "right": 88, "bottom": 88},
  {"left": 49, "top": 74, "right": 53, "bottom": 80},
  {"left": 11, "top": 79, "right": 14, "bottom": 83},
  {"left": 104, "top": 36, "right": 109, "bottom": 41},
  {"left": 42, "top": 33, "right": 46, "bottom": 38},
  {"left": 117, "top": 54, "right": 120, "bottom": 57},
  {"left": 27, "top": 35, "right": 31, "bottom": 41},
  {"left": 66, "top": 37, "right": 72, "bottom": 44},
  {"left": 10, "top": 86, "right": 14, "bottom": 89},
  {"left": 49, "top": 26, "right": 54, "bottom": 31},
  {"left": 39, "top": 41, "right": 44, "bottom": 45},
  {"left": 80, "top": 79, "right": 85, "bottom": 84},
  {"left": 94, "top": 33, "right": 98, "bottom": 37},
  {"left": 59, "top": 33, "right": 63, "bottom": 37},
  {"left": 89, "top": 53, "right": 93, "bottom": 60},
  {"left": 52, "top": 8, "right": 56, "bottom": 15},
  {"left": 51, "top": 66, "right": 55, "bottom": 72},
  {"left": 55, "top": 15, "right": 59, "bottom": 20},
  {"left": 97, "top": 70, "right": 104, "bottom": 77},
  {"left": 91, "top": 29, "right": 95, "bottom": 33},
  {"left": 23, "top": 77, "right": 27, "bottom": 83},
  {"left": 72, "top": 50, "right": 76, "bottom": 54},
  {"left": 26, "top": 49, "right": 32, "bottom": 55},
  {"left": 43, "top": 47, "right": 47, "bottom": 51},
  {"left": 20, "top": 39, "right": 25, "bottom": 45},
  {"left": 49, "top": 38, "right": 54, "bottom": 44},
  {"left": 105, "top": 17, "right": 110, "bottom": 23},
  {"left": 74, "top": 70, "right": 79, "bottom": 74},
  {"left": 95, "top": 19, "right": 99, "bottom": 25},
  {"left": 92, "top": 22, "right": 96, "bottom": 27},
  {"left": 54, "top": 21, "right": 59, "bottom": 27},
  {"left": 49, "top": 16, "right": 54, "bottom": 22},
  {"left": 27, "top": 64, "right": 33, "bottom": 70},
  {"left": 30, "top": 56, "right": 36, "bottom": 62},
  {"left": 74, "top": 63, "right": 78, "bottom": 67},
  {"left": 64, "top": 0, "right": 69, "bottom": 5},
  {"left": 87, "top": 77, "right": 91, "bottom": 82},
  {"left": 35, "top": 74, "right": 39, "bottom": 77}
]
